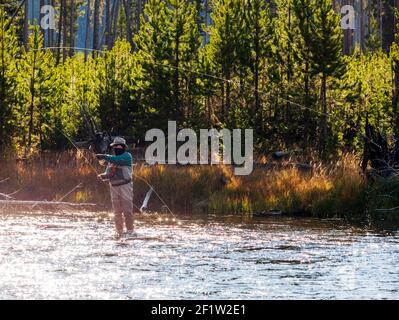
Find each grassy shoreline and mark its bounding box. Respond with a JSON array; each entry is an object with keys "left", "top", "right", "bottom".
[{"left": 0, "top": 151, "right": 398, "bottom": 220}]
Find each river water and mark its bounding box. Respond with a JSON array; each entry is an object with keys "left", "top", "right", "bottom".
[{"left": 0, "top": 211, "right": 398, "bottom": 299}]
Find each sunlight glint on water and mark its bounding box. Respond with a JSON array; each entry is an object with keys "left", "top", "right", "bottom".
[{"left": 0, "top": 212, "right": 398, "bottom": 299}]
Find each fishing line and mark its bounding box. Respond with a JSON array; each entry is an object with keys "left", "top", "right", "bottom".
[
  {"left": 138, "top": 49, "right": 340, "bottom": 120},
  {"left": 27, "top": 43, "right": 374, "bottom": 217},
  {"left": 31, "top": 42, "right": 380, "bottom": 162},
  {"left": 34, "top": 47, "right": 104, "bottom": 53},
  {"left": 31, "top": 46, "right": 332, "bottom": 120},
  {"left": 42, "top": 122, "right": 177, "bottom": 219},
  {"left": 143, "top": 50, "right": 380, "bottom": 150}
]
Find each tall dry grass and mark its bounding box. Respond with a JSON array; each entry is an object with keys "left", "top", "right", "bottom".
[
  {"left": 0, "top": 151, "right": 109, "bottom": 207},
  {"left": 0, "top": 151, "right": 378, "bottom": 218}
]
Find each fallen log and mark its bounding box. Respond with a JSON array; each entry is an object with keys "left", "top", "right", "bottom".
[
  {"left": 0, "top": 200, "right": 97, "bottom": 207},
  {"left": 253, "top": 210, "right": 285, "bottom": 217}
]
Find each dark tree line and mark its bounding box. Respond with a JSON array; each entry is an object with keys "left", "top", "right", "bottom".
[{"left": 0, "top": 0, "right": 399, "bottom": 159}]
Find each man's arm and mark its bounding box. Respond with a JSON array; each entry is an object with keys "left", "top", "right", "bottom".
[{"left": 103, "top": 153, "right": 132, "bottom": 166}]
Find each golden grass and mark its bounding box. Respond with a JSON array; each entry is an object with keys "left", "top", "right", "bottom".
[{"left": 0, "top": 151, "right": 370, "bottom": 217}]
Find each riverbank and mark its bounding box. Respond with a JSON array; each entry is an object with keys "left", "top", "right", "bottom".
[{"left": 0, "top": 151, "right": 398, "bottom": 220}]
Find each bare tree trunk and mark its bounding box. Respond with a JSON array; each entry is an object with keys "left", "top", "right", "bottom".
[
  {"left": 24, "top": 0, "right": 29, "bottom": 50},
  {"left": 303, "top": 61, "right": 310, "bottom": 148},
  {"left": 379, "top": 0, "right": 383, "bottom": 44},
  {"left": 195, "top": 0, "right": 201, "bottom": 27},
  {"left": 62, "top": 0, "right": 67, "bottom": 61},
  {"left": 123, "top": 0, "right": 134, "bottom": 48},
  {"left": 360, "top": 0, "right": 365, "bottom": 53},
  {"left": 40, "top": 0, "right": 45, "bottom": 46},
  {"left": 343, "top": 0, "right": 354, "bottom": 55},
  {"left": 70, "top": 0, "right": 75, "bottom": 56},
  {"left": 27, "top": 48, "right": 38, "bottom": 155},
  {"left": 204, "top": 0, "right": 209, "bottom": 43},
  {"left": 105, "top": 0, "right": 111, "bottom": 50},
  {"left": 56, "top": 0, "right": 64, "bottom": 64},
  {"left": 112, "top": 0, "right": 121, "bottom": 45},
  {"left": 286, "top": 2, "right": 292, "bottom": 135},
  {"left": 93, "top": 0, "right": 100, "bottom": 56},
  {"left": 254, "top": 22, "right": 260, "bottom": 126},
  {"left": 49, "top": 0, "right": 54, "bottom": 47},
  {"left": 319, "top": 74, "right": 328, "bottom": 157},
  {"left": 136, "top": 0, "right": 142, "bottom": 32},
  {"left": 85, "top": 0, "right": 92, "bottom": 60}
]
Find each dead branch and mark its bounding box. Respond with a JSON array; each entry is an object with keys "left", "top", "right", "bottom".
[
  {"left": 373, "top": 206, "right": 399, "bottom": 212},
  {"left": 0, "top": 193, "right": 14, "bottom": 200}
]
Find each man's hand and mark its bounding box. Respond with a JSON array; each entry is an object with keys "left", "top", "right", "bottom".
[{"left": 96, "top": 154, "right": 106, "bottom": 160}]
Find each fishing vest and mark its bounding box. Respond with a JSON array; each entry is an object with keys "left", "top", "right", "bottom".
[{"left": 108, "top": 165, "right": 132, "bottom": 187}]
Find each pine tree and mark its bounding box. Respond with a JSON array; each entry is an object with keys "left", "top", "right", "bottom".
[
  {"left": 167, "top": 0, "right": 201, "bottom": 122},
  {"left": 97, "top": 40, "right": 141, "bottom": 136},
  {"left": 134, "top": 0, "right": 173, "bottom": 129},
  {"left": 335, "top": 51, "right": 392, "bottom": 150},
  {"left": 59, "top": 53, "right": 100, "bottom": 140},
  {"left": 134, "top": 0, "right": 201, "bottom": 130},
  {"left": 292, "top": 0, "right": 317, "bottom": 148},
  {"left": 273, "top": 0, "right": 298, "bottom": 145},
  {"left": 0, "top": 8, "right": 18, "bottom": 151},
  {"left": 244, "top": 0, "right": 273, "bottom": 127},
  {"left": 207, "top": 0, "right": 241, "bottom": 126},
  {"left": 366, "top": 8, "right": 382, "bottom": 52},
  {"left": 15, "top": 26, "right": 56, "bottom": 155},
  {"left": 304, "top": 0, "right": 345, "bottom": 155}
]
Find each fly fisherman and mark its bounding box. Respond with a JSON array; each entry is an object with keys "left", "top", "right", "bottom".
[{"left": 96, "top": 137, "right": 134, "bottom": 237}]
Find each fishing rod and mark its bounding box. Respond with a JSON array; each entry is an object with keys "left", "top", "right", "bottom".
[
  {"left": 59, "top": 55, "right": 178, "bottom": 218},
  {"left": 41, "top": 122, "right": 177, "bottom": 219}
]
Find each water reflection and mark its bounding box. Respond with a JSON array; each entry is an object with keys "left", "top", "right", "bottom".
[{"left": 0, "top": 211, "right": 398, "bottom": 299}]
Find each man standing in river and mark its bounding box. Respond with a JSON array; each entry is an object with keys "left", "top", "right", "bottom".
[{"left": 96, "top": 137, "right": 134, "bottom": 237}]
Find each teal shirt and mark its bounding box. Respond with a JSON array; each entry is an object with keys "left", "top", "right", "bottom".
[{"left": 104, "top": 152, "right": 133, "bottom": 168}]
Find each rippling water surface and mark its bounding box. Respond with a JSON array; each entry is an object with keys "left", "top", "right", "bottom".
[{"left": 0, "top": 211, "right": 398, "bottom": 299}]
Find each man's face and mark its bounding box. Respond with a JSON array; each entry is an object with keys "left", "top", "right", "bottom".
[{"left": 113, "top": 146, "right": 124, "bottom": 155}]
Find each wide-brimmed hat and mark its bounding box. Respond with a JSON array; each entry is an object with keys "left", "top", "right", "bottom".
[{"left": 110, "top": 137, "right": 127, "bottom": 148}]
